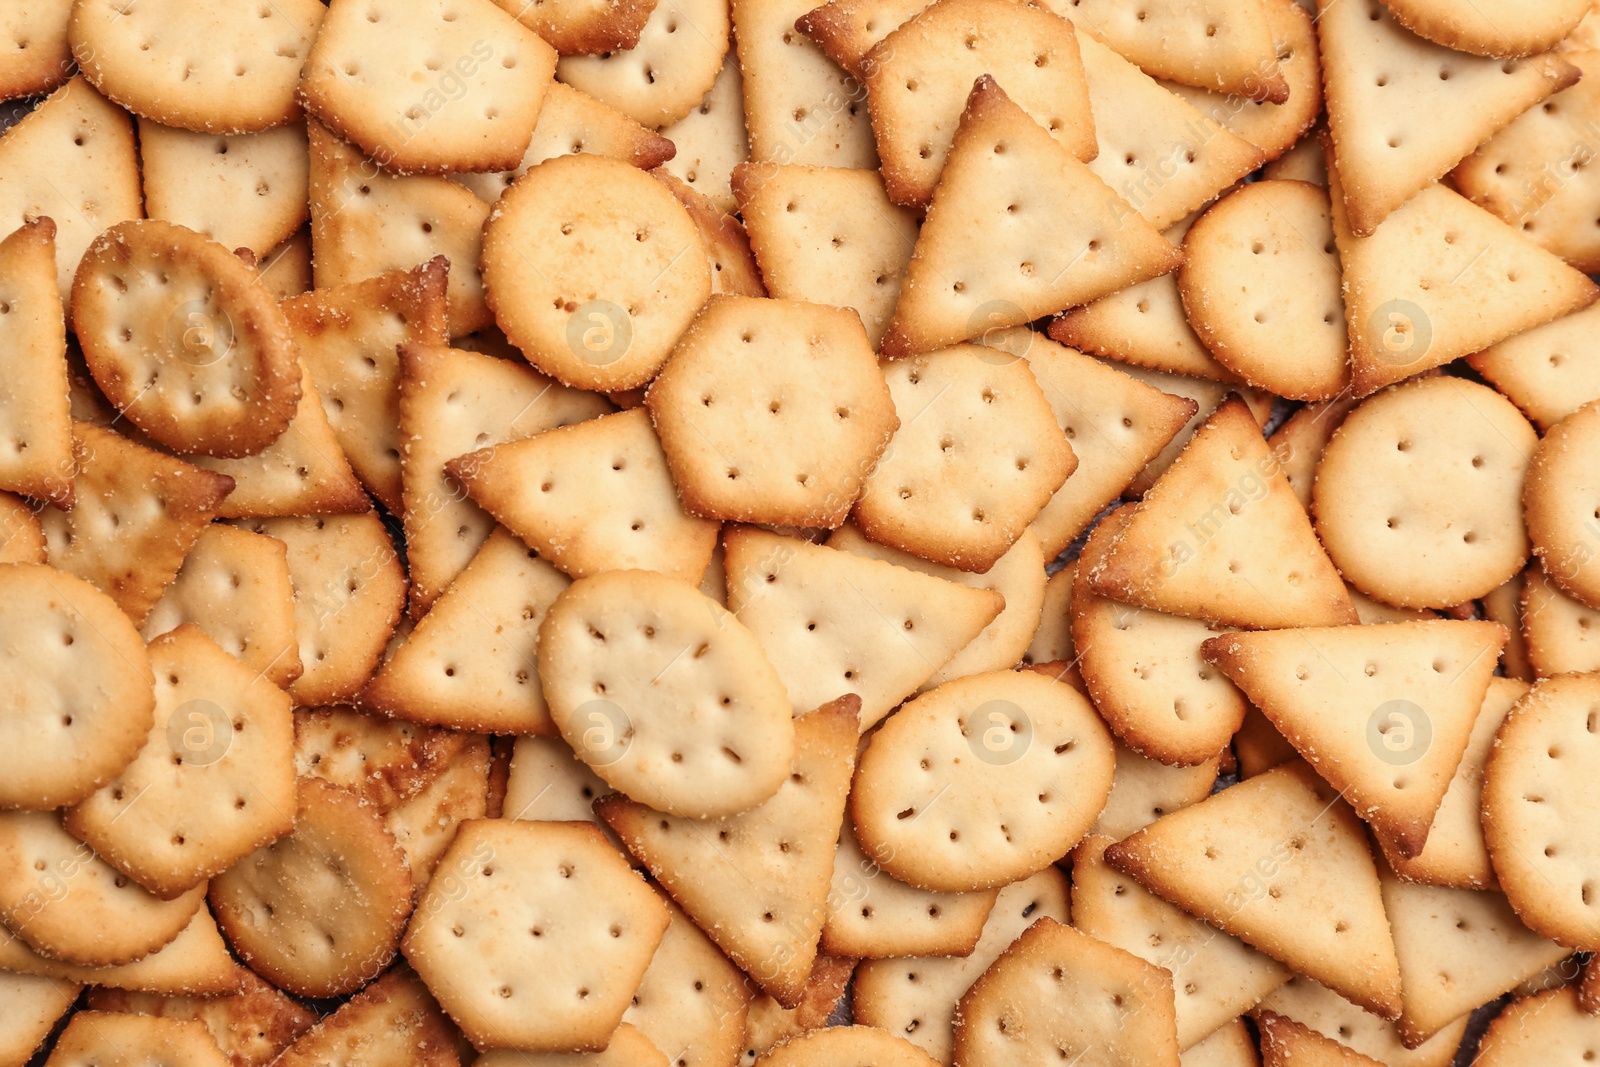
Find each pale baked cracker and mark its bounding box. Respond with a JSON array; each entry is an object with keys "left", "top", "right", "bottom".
[
  {"left": 493, "top": 0, "right": 660, "bottom": 55},
  {"left": 731, "top": 163, "right": 917, "bottom": 350},
  {"left": 1179, "top": 180, "right": 1348, "bottom": 401},
  {"left": 658, "top": 53, "right": 749, "bottom": 216},
  {"left": 1179, "top": 1018, "right": 1258, "bottom": 1067},
  {"left": 479, "top": 154, "right": 710, "bottom": 391},
  {"left": 42, "top": 1011, "right": 230, "bottom": 1067},
  {"left": 257, "top": 228, "right": 313, "bottom": 303},
  {"left": 504, "top": 735, "right": 621, "bottom": 847},
  {"left": 232, "top": 513, "right": 407, "bottom": 707},
  {"left": 398, "top": 340, "right": 608, "bottom": 617},
  {"left": 0, "top": 491, "right": 45, "bottom": 565},
  {"left": 864, "top": 0, "right": 1095, "bottom": 207},
  {"left": 285, "top": 257, "right": 450, "bottom": 513},
  {"left": 273, "top": 963, "right": 460, "bottom": 1067},
  {"left": 655, "top": 167, "right": 768, "bottom": 298},
  {"left": 1526, "top": 400, "right": 1600, "bottom": 610},
  {"left": 210, "top": 778, "right": 413, "bottom": 997},
  {"left": 87, "top": 968, "right": 318, "bottom": 1067},
  {"left": 1523, "top": 562, "right": 1600, "bottom": 677},
  {"left": 299, "top": 0, "right": 557, "bottom": 175},
  {"left": 0, "top": 78, "right": 142, "bottom": 308},
  {"left": 1254, "top": 976, "right": 1468, "bottom": 1067},
  {"left": 1094, "top": 744, "right": 1220, "bottom": 840},
  {"left": 1265, "top": 394, "right": 1357, "bottom": 512},
  {"left": 307, "top": 121, "right": 492, "bottom": 336},
  {"left": 738, "top": 954, "right": 855, "bottom": 1065},
  {"left": 880, "top": 77, "right": 1180, "bottom": 358},
  {"left": 1475, "top": 986, "right": 1600, "bottom": 1065},
  {"left": 1104, "top": 761, "right": 1404, "bottom": 1019},
  {"left": 0, "top": 217, "right": 72, "bottom": 505},
  {"left": 1023, "top": 562, "right": 1075, "bottom": 668},
  {"left": 1485, "top": 572, "right": 1536, "bottom": 682},
  {"left": 452, "top": 408, "right": 718, "bottom": 582},
  {"left": 625, "top": 891, "right": 752, "bottom": 1067},
  {"left": 1124, "top": 378, "right": 1277, "bottom": 501},
  {"left": 0, "top": 0, "right": 72, "bottom": 102},
  {"left": 1467, "top": 300, "right": 1600, "bottom": 433},
  {"left": 1203, "top": 619, "right": 1505, "bottom": 859},
  {"left": 1076, "top": 30, "right": 1264, "bottom": 231},
  {"left": 363, "top": 526, "right": 568, "bottom": 734},
  {"left": 1262, "top": 127, "right": 1326, "bottom": 184},
  {"left": 139, "top": 120, "right": 309, "bottom": 258},
  {"left": 1388, "top": 0, "right": 1591, "bottom": 58},
  {"left": 1313, "top": 375, "right": 1537, "bottom": 609},
  {"left": 477, "top": 1024, "right": 667, "bottom": 1066},
  {"left": 756, "top": 1026, "right": 939, "bottom": 1066},
  {"left": 1317, "top": 0, "right": 1578, "bottom": 237},
  {"left": 69, "top": 0, "right": 323, "bottom": 134},
  {"left": 731, "top": 0, "right": 878, "bottom": 169},
  {"left": 0, "top": 971, "right": 78, "bottom": 1067},
  {"left": 793, "top": 0, "right": 926, "bottom": 77},
  {"left": 598, "top": 698, "right": 856, "bottom": 1007},
  {"left": 1234, "top": 705, "right": 1297, "bottom": 780},
  {"left": 557, "top": 0, "right": 732, "bottom": 128},
  {"left": 1072, "top": 833, "right": 1290, "bottom": 1050},
  {"left": 1255, "top": 1010, "right": 1385, "bottom": 1067},
  {"left": 1065, "top": 0, "right": 1287, "bottom": 102},
  {"left": 0, "top": 905, "right": 247, "bottom": 997},
  {"left": 852, "top": 867, "right": 1069, "bottom": 1063},
  {"left": 953, "top": 916, "right": 1181, "bottom": 1067}
]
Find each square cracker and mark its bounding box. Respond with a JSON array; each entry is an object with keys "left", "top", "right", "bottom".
[{"left": 0, "top": 217, "right": 74, "bottom": 506}]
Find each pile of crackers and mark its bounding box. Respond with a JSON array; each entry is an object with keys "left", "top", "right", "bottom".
[{"left": 2, "top": 0, "right": 1600, "bottom": 1062}]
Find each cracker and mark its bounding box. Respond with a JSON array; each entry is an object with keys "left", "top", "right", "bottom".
[
  {"left": 256, "top": 228, "right": 313, "bottom": 303},
  {"left": 1065, "top": 0, "right": 1287, "bottom": 102},
  {"left": 1255, "top": 1010, "right": 1385, "bottom": 1067},
  {"left": 477, "top": 1025, "right": 668, "bottom": 1066},
  {"left": 0, "top": 218, "right": 73, "bottom": 506},
  {"left": 1318, "top": 0, "right": 1578, "bottom": 237},
  {"left": 43, "top": 1011, "right": 230, "bottom": 1067},
  {"left": 1485, "top": 572, "right": 1536, "bottom": 683},
  {"left": 826, "top": 523, "right": 1047, "bottom": 690},
  {"left": 738, "top": 954, "right": 856, "bottom": 1064},
  {"left": 1523, "top": 562, "right": 1600, "bottom": 677},
  {"left": 1234, "top": 705, "right": 1297, "bottom": 780},
  {"left": 449, "top": 408, "right": 719, "bottom": 582},
  {"left": 1076, "top": 30, "right": 1264, "bottom": 231},
  {"left": 455, "top": 83, "right": 678, "bottom": 202},
  {"left": 307, "top": 121, "right": 492, "bottom": 336},
  {"left": 598, "top": 699, "right": 857, "bottom": 1007},
  {"left": 273, "top": 963, "right": 460, "bottom": 1067},
  {"left": 293, "top": 706, "right": 469, "bottom": 812},
  {"left": 852, "top": 669, "right": 1115, "bottom": 892},
  {"left": 1483, "top": 672, "right": 1600, "bottom": 949},
  {"left": 405, "top": 818, "right": 668, "bottom": 1051},
  {"left": 0, "top": 0, "right": 72, "bottom": 102},
  {"left": 86, "top": 968, "right": 317, "bottom": 1067},
  {"left": 284, "top": 258, "right": 450, "bottom": 513},
  {"left": 792, "top": 0, "right": 924, "bottom": 77},
  {"left": 69, "top": 0, "right": 322, "bottom": 134},
  {"left": 1466, "top": 300, "right": 1600, "bottom": 433},
  {"left": 398, "top": 341, "right": 608, "bottom": 618},
  {"left": 0, "top": 491, "right": 45, "bottom": 565},
  {"left": 731, "top": 163, "right": 917, "bottom": 350},
  {"left": 362, "top": 526, "right": 569, "bottom": 734},
  {"left": 556, "top": 0, "right": 732, "bottom": 128},
  {"left": 0, "top": 905, "right": 247, "bottom": 997},
  {"left": 756, "top": 1026, "right": 939, "bottom": 1066},
  {"left": 1089, "top": 397, "right": 1356, "bottom": 630},
  {"left": 1265, "top": 394, "right": 1356, "bottom": 512},
  {"left": 647, "top": 296, "right": 896, "bottom": 526},
  {"left": 1104, "top": 761, "right": 1404, "bottom": 1019},
  {"left": 731, "top": 0, "right": 878, "bottom": 169},
  {"left": 1023, "top": 563, "right": 1076, "bottom": 669},
  {"left": 73, "top": 219, "right": 302, "bottom": 458},
  {"left": 1386, "top": 0, "right": 1591, "bottom": 58},
  {"left": 1073, "top": 833, "right": 1290, "bottom": 1050},
  {"left": 1527, "top": 400, "right": 1600, "bottom": 611},
  {"left": 1314, "top": 376, "right": 1537, "bottom": 609},
  {"left": 1094, "top": 745, "right": 1221, "bottom": 841},
  {"left": 504, "top": 734, "right": 620, "bottom": 843},
  {"left": 1129, "top": 380, "right": 1278, "bottom": 499},
  {"left": 854, "top": 344, "right": 1074, "bottom": 571},
  {"left": 492, "top": 0, "right": 660, "bottom": 55},
  {"left": 655, "top": 167, "right": 768, "bottom": 298},
  {"left": 0, "top": 78, "right": 142, "bottom": 308},
  {"left": 657, "top": 53, "right": 749, "bottom": 216},
  {"left": 210, "top": 778, "right": 413, "bottom": 997},
  {"left": 625, "top": 892, "right": 752, "bottom": 1067},
  {"left": 0, "top": 810, "right": 206, "bottom": 967},
  {"left": 1475, "top": 986, "right": 1600, "bottom": 1065},
  {"left": 0, "top": 970, "right": 78, "bottom": 1067},
  {"left": 724, "top": 526, "right": 1003, "bottom": 731},
  {"left": 880, "top": 77, "right": 1180, "bottom": 358},
  {"left": 953, "top": 916, "right": 1181, "bottom": 1066},
  {"left": 1253, "top": 976, "right": 1468, "bottom": 1067},
  {"left": 1263, "top": 127, "right": 1327, "bottom": 184},
  {"left": 232, "top": 513, "right": 407, "bottom": 707},
  {"left": 1180, "top": 1019, "right": 1258, "bottom": 1067},
  {"left": 852, "top": 867, "right": 1070, "bottom": 1064},
  {"left": 299, "top": 0, "right": 557, "bottom": 175},
  {"left": 1179, "top": 180, "right": 1348, "bottom": 401},
  {"left": 480, "top": 155, "right": 709, "bottom": 391}
]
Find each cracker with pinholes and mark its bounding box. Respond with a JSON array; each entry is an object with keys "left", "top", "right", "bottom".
[
  {"left": 72, "top": 219, "right": 302, "bottom": 458},
  {"left": 481, "top": 154, "right": 710, "bottom": 391},
  {"left": 0, "top": 906, "right": 248, "bottom": 998},
  {"left": 1179, "top": 181, "right": 1349, "bottom": 401},
  {"left": 1467, "top": 302, "right": 1600, "bottom": 434},
  {"left": 647, "top": 296, "right": 897, "bottom": 526},
  {"left": 1067, "top": 0, "right": 1288, "bottom": 102},
  {"left": 273, "top": 963, "right": 460, "bottom": 1067},
  {"left": 43, "top": 1011, "right": 231, "bottom": 1067},
  {"left": 658, "top": 55, "right": 749, "bottom": 216},
  {"left": 0, "top": 218, "right": 73, "bottom": 506},
  {"left": 0, "top": 0, "right": 73, "bottom": 102},
  {"left": 0, "top": 811, "right": 207, "bottom": 967},
  {"left": 69, "top": 0, "right": 323, "bottom": 134},
  {"left": 854, "top": 344, "right": 1074, "bottom": 572},
  {"left": 852, "top": 669, "right": 1115, "bottom": 893},
  {"left": 299, "top": 0, "right": 556, "bottom": 175},
  {"left": 139, "top": 120, "right": 310, "bottom": 257},
  {"left": 449, "top": 408, "right": 719, "bottom": 582},
  {"left": 491, "top": 0, "right": 659, "bottom": 55},
  {"left": 1094, "top": 745, "right": 1220, "bottom": 841},
  {"left": 539, "top": 568, "right": 795, "bottom": 817},
  {"left": 0, "top": 970, "right": 79, "bottom": 1067},
  {"left": 557, "top": 0, "right": 732, "bottom": 128},
  {"left": 1315, "top": 376, "right": 1537, "bottom": 610},
  {"left": 405, "top": 818, "right": 669, "bottom": 1052},
  {"left": 1471, "top": 986, "right": 1600, "bottom": 1066},
  {"left": 86, "top": 969, "right": 318, "bottom": 1067},
  {"left": 1525, "top": 401, "right": 1600, "bottom": 611},
  {"left": 793, "top": 0, "right": 923, "bottom": 76},
  {"left": 1522, "top": 564, "right": 1600, "bottom": 677},
  {"left": 1252, "top": 975, "right": 1467, "bottom": 1067},
  {"left": 210, "top": 778, "right": 414, "bottom": 998},
  {"left": 624, "top": 892, "right": 752, "bottom": 1067},
  {"left": 1391, "top": 0, "right": 1591, "bottom": 56}
]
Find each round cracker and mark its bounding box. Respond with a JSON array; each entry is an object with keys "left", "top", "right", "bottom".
[
  {"left": 1525, "top": 400, "right": 1600, "bottom": 611},
  {"left": 72, "top": 219, "right": 302, "bottom": 458},
  {"left": 756, "top": 1025, "right": 941, "bottom": 1066},
  {"left": 209, "top": 777, "right": 413, "bottom": 997},
  {"left": 556, "top": 0, "right": 731, "bottom": 128},
  {"left": 482, "top": 154, "right": 711, "bottom": 391},
  {"left": 1314, "top": 375, "right": 1538, "bottom": 609},
  {"left": 1384, "top": 0, "right": 1590, "bottom": 57},
  {"left": 0, "top": 562, "right": 155, "bottom": 811}
]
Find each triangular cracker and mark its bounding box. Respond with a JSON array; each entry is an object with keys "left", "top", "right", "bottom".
[
  {"left": 1256, "top": 1010, "right": 1387, "bottom": 1067},
  {"left": 598, "top": 697, "right": 859, "bottom": 1007},
  {"left": 1254, "top": 975, "right": 1469, "bottom": 1067},
  {"left": 1088, "top": 397, "right": 1357, "bottom": 630},
  {"left": 1318, "top": 0, "right": 1580, "bottom": 236},
  {"left": 1466, "top": 300, "right": 1600, "bottom": 432},
  {"left": 1104, "top": 761, "right": 1404, "bottom": 1019},
  {"left": 723, "top": 525, "right": 1003, "bottom": 731},
  {"left": 794, "top": 0, "right": 928, "bottom": 77},
  {"left": 1065, "top": 0, "right": 1288, "bottom": 102},
  {"left": 448, "top": 407, "right": 719, "bottom": 582},
  {"left": 625, "top": 892, "right": 752, "bottom": 1067},
  {"left": 882, "top": 77, "right": 1179, "bottom": 357},
  {"left": 0, "top": 217, "right": 73, "bottom": 505},
  {"left": 657, "top": 53, "right": 749, "bottom": 216}
]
